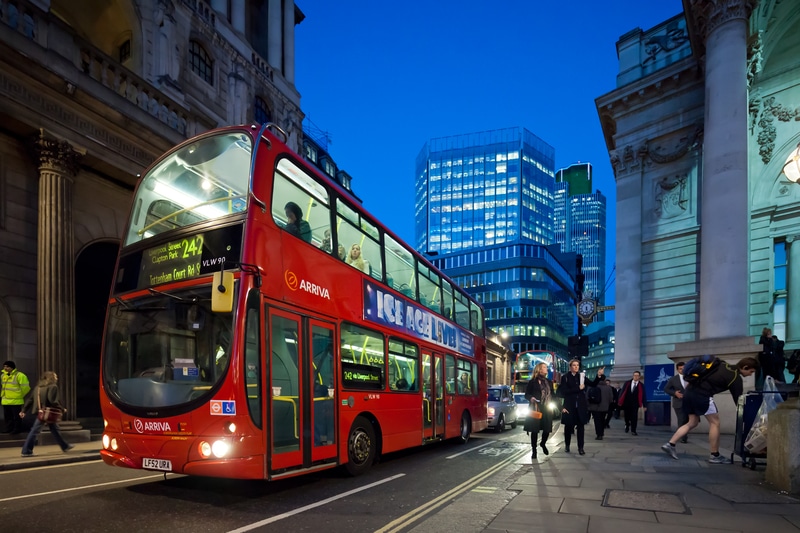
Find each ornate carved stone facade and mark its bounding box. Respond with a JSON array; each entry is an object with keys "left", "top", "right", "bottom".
[
  {"left": 597, "top": 1, "right": 800, "bottom": 423},
  {"left": 0, "top": 0, "right": 305, "bottom": 429}
]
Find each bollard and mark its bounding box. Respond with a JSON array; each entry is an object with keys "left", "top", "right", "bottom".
[{"left": 765, "top": 397, "right": 800, "bottom": 494}]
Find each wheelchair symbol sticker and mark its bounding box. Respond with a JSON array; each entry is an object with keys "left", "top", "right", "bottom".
[{"left": 210, "top": 400, "right": 236, "bottom": 416}]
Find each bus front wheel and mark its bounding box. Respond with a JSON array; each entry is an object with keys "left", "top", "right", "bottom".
[
  {"left": 458, "top": 412, "right": 471, "bottom": 444},
  {"left": 345, "top": 416, "right": 376, "bottom": 476}
]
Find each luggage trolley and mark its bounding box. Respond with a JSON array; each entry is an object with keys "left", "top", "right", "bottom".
[{"left": 732, "top": 388, "right": 796, "bottom": 470}]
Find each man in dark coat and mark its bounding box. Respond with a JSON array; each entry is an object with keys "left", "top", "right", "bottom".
[
  {"left": 559, "top": 360, "right": 604, "bottom": 455},
  {"left": 588, "top": 379, "right": 613, "bottom": 440},
  {"left": 618, "top": 370, "right": 646, "bottom": 435},
  {"left": 663, "top": 362, "right": 688, "bottom": 443}
]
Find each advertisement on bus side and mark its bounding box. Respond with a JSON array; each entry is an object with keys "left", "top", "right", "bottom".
[{"left": 362, "top": 280, "right": 475, "bottom": 357}]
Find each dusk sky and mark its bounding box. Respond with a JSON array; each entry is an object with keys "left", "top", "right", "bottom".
[{"left": 294, "top": 1, "right": 684, "bottom": 308}]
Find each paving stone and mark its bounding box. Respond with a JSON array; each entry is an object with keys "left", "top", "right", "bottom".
[
  {"left": 696, "top": 483, "right": 800, "bottom": 504},
  {"left": 602, "top": 489, "right": 689, "bottom": 514}
]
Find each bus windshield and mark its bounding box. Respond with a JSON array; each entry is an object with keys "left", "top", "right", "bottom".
[
  {"left": 103, "top": 285, "right": 236, "bottom": 409},
  {"left": 124, "top": 132, "right": 253, "bottom": 245}
]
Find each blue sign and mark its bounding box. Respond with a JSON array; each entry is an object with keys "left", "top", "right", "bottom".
[
  {"left": 363, "top": 280, "right": 475, "bottom": 357},
  {"left": 645, "top": 364, "right": 674, "bottom": 402}
]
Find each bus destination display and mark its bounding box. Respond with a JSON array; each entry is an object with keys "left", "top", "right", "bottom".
[{"left": 113, "top": 224, "right": 243, "bottom": 293}]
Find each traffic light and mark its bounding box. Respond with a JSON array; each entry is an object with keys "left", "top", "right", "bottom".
[{"left": 568, "top": 335, "right": 588, "bottom": 359}]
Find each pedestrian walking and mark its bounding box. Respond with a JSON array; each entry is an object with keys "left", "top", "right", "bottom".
[
  {"left": 559, "top": 360, "right": 604, "bottom": 455},
  {"left": 663, "top": 361, "right": 689, "bottom": 443},
  {"left": 618, "top": 371, "right": 646, "bottom": 435},
  {"left": 1, "top": 361, "right": 30, "bottom": 434},
  {"left": 524, "top": 362, "right": 555, "bottom": 459},
  {"left": 588, "top": 379, "right": 613, "bottom": 440},
  {"left": 661, "top": 357, "right": 758, "bottom": 464},
  {"left": 20, "top": 371, "right": 74, "bottom": 456},
  {"left": 604, "top": 383, "right": 619, "bottom": 428}
]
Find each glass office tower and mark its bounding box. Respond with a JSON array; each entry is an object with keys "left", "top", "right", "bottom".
[
  {"left": 415, "top": 127, "right": 556, "bottom": 254},
  {"left": 555, "top": 163, "right": 608, "bottom": 314},
  {"left": 416, "top": 128, "right": 576, "bottom": 375}
]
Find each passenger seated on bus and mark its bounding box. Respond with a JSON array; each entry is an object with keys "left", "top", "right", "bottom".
[
  {"left": 458, "top": 373, "right": 471, "bottom": 394},
  {"left": 337, "top": 244, "right": 347, "bottom": 261},
  {"left": 396, "top": 378, "right": 410, "bottom": 391},
  {"left": 320, "top": 230, "right": 332, "bottom": 253},
  {"left": 346, "top": 244, "right": 370, "bottom": 274},
  {"left": 284, "top": 202, "right": 311, "bottom": 243}
]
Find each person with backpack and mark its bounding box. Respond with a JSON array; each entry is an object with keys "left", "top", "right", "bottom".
[
  {"left": 661, "top": 356, "right": 759, "bottom": 463},
  {"left": 588, "top": 379, "right": 613, "bottom": 440},
  {"left": 618, "top": 370, "right": 646, "bottom": 435}
]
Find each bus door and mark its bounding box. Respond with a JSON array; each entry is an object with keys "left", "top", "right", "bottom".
[
  {"left": 266, "top": 309, "right": 337, "bottom": 473},
  {"left": 421, "top": 352, "right": 445, "bottom": 441}
]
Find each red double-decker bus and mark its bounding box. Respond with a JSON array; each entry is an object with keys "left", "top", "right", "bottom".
[{"left": 99, "top": 124, "right": 488, "bottom": 480}]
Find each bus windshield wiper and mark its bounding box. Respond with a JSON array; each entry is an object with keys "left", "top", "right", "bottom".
[{"left": 148, "top": 288, "right": 198, "bottom": 303}]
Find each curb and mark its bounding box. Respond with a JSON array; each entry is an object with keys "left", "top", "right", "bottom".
[{"left": 0, "top": 451, "right": 102, "bottom": 472}]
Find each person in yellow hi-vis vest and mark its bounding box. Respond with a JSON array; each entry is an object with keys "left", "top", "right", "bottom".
[{"left": 2, "top": 361, "right": 31, "bottom": 434}]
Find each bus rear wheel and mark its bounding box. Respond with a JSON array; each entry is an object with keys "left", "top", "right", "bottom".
[
  {"left": 458, "top": 412, "right": 471, "bottom": 444},
  {"left": 345, "top": 415, "right": 376, "bottom": 476}
]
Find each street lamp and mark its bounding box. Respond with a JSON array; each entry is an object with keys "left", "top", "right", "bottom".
[{"left": 782, "top": 142, "right": 800, "bottom": 183}]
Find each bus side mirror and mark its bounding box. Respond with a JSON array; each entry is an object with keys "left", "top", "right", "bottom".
[{"left": 212, "top": 271, "right": 234, "bottom": 312}]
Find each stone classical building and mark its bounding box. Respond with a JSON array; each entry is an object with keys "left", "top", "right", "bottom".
[
  {"left": 0, "top": 0, "right": 304, "bottom": 429},
  {"left": 597, "top": 0, "right": 800, "bottom": 430}
]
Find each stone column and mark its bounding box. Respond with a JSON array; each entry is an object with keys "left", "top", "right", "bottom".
[
  {"left": 698, "top": 0, "right": 753, "bottom": 338},
  {"left": 282, "top": 0, "right": 295, "bottom": 84},
  {"left": 610, "top": 165, "right": 643, "bottom": 380},
  {"left": 34, "top": 130, "right": 81, "bottom": 422},
  {"left": 231, "top": 0, "right": 246, "bottom": 34},
  {"left": 787, "top": 236, "right": 800, "bottom": 344},
  {"left": 267, "top": 0, "right": 282, "bottom": 72}
]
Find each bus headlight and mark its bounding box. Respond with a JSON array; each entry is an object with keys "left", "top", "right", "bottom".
[
  {"left": 211, "top": 440, "right": 230, "bottom": 458},
  {"left": 199, "top": 441, "right": 212, "bottom": 458},
  {"left": 102, "top": 434, "right": 110, "bottom": 449}
]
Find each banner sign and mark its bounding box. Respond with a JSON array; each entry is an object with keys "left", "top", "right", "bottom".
[
  {"left": 645, "top": 363, "right": 674, "bottom": 402},
  {"left": 363, "top": 280, "right": 475, "bottom": 357}
]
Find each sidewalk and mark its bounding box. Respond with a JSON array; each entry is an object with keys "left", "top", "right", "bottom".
[
  {"left": 482, "top": 424, "right": 800, "bottom": 533},
  {"left": 0, "top": 434, "right": 101, "bottom": 471}
]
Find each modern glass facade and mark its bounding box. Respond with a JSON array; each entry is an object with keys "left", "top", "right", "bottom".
[
  {"left": 415, "top": 127, "right": 556, "bottom": 254},
  {"left": 554, "top": 163, "right": 608, "bottom": 312},
  {"left": 428, "top": 244, "right": 576, "bottom": 368}
]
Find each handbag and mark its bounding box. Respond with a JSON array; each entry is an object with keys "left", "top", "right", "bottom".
[{"left": 37, "top": 389, "right": 63, "bottom": 424}]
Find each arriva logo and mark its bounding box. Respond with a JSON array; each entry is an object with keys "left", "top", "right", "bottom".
[
  {"left": 284, "top": 270, "right": 331, "bottom": 299},
  {"left": 133, "top": 419, "right": 172, "bottom": 433}
]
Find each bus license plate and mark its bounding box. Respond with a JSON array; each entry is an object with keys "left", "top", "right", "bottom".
[{"left": 142, "top": 458, "right": 172, "bottom": 471}]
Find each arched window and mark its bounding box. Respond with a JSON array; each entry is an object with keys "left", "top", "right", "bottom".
[
  {"left": 254, "top": 96, "right": 271, "bottom": 124},
  {"left": 189, "top": 41, "right": 213, "bottom": 85}
]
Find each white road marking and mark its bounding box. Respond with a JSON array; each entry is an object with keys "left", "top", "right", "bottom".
[
  {"left": 226, "top": 473, "right": 406, "bottom": 533},
  {"left": 0, "top": 474, "right": 167, "bottom": 502},
  {"left": 445, "top": 440, "right": 494, "bottom": 459}
]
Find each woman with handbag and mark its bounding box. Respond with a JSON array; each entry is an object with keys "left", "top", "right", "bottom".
[
  {"left": 19, "top": 371, "right": 74, "bottom": 457},
  {"left": 524, "top": 362, "right": 555, "bottom": 459}
]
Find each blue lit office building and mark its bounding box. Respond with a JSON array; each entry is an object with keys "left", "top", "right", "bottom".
[
  {"left": 554, "top": 163, "right": 608, "bottom": 317},
  {"left": 415, "top": 127, "right": 556, "bottom": 253},
  {"left": 416, "top": 128, "right": 577, "bottom": 373},
  {"left": 427, "top": 244, "right": 577, "bottom": 377}
]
